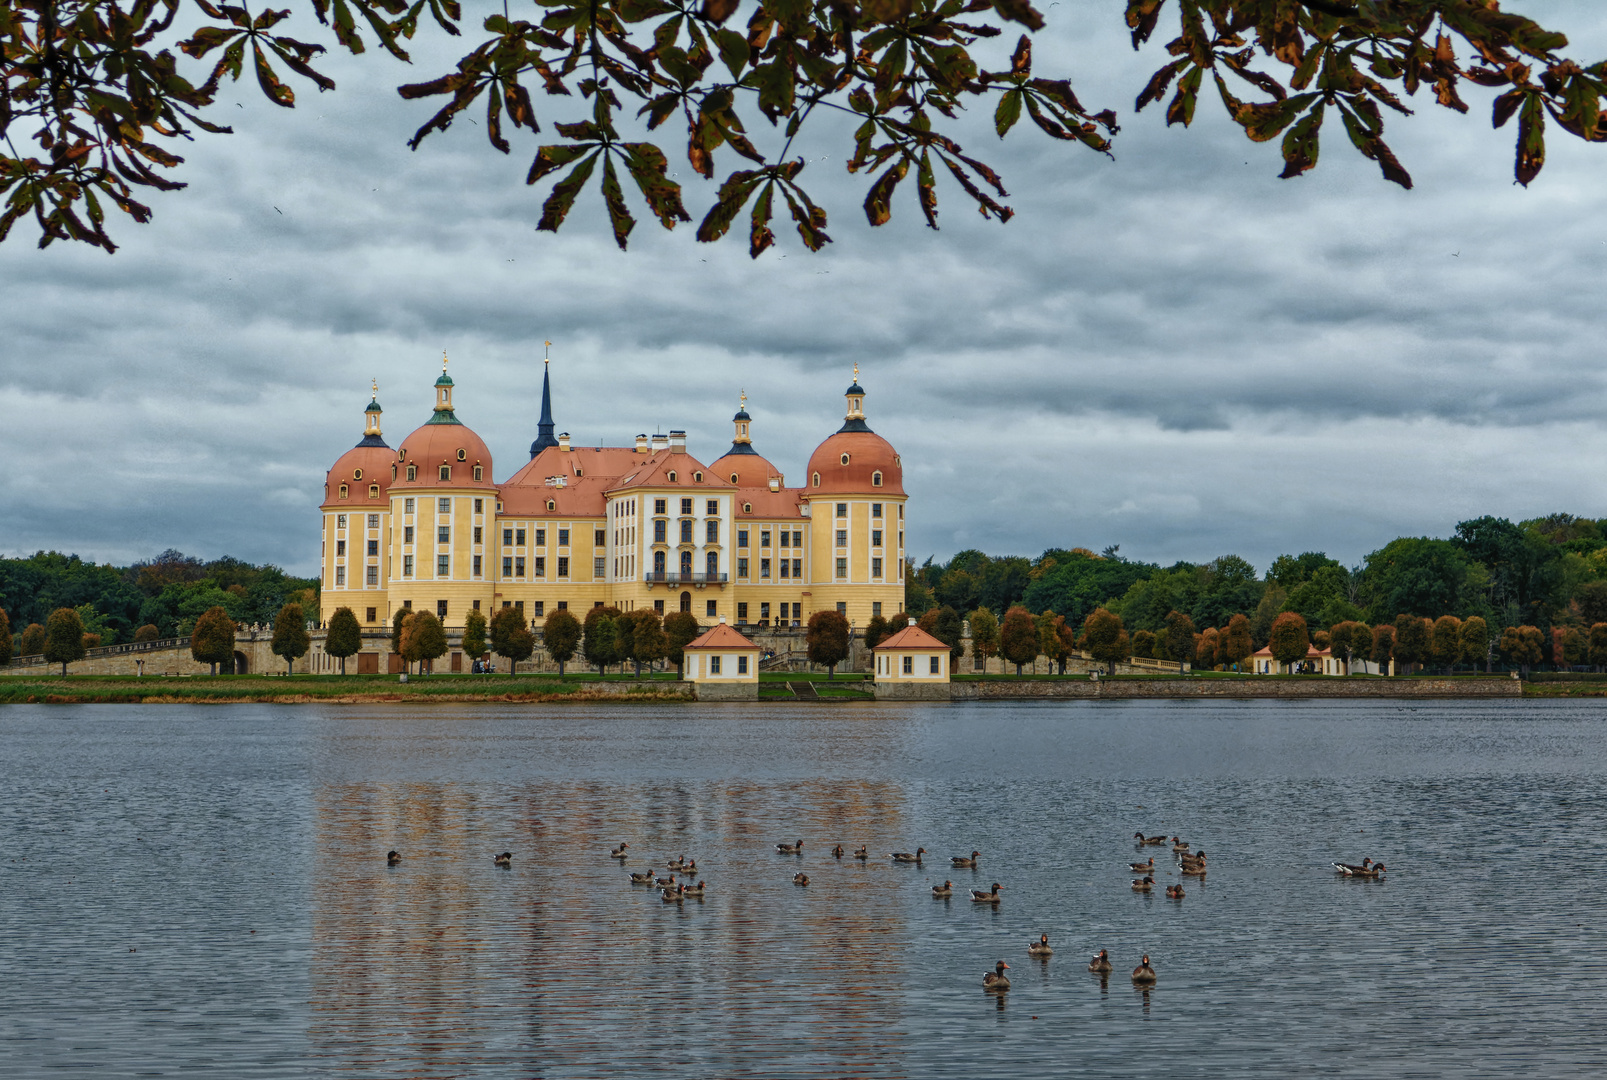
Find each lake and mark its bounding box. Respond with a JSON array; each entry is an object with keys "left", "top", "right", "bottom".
[{"left": 2, "top": 699, "right": 1605, "bottom": 1077}]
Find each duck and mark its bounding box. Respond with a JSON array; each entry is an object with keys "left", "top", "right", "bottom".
[
  {"left": 971, "top": 882, "right": 1004, "bottom": 903},
  {"left": 1134, "top": 832, "right": 1167, "bottom": 846},
  {"left": 1128, "top": 857, "right": 1155, "bottom": 873},
  {"left": 1171, "top": 837, "right": 1190, "bottom": 852},
  {"left": 1028, "top": 934, "right": 1053, "bottom": 956},
  {"left": 681, "top": 880, "right": 706, "bottom": 897},
  {"left": 654, "top": 874, "right": 678, "bottom": 889},
  {"left": 629, "top": 869, "right": 659, "bottom": 884},
  {"left": 493, "top": 851, "right": 512, "bottom": 867},
  {"left": 1179, "top": 849, "right": 1206, "bottom": 865},
  {"left": 681, "top": 859, "right": 698, "bottom": 877},
  {"left": 1180, "top": 853, "right": 1207, "bottom": 876},
  {"left": 661, "top": 885, "right": 684, "bottom": 902},
  {"left": 609, "top": 843, "right": 629, "bottom": 859},
  {"left": 852, "top": 846, "right": 868, "bottom": 860},
  {"left": 982, "top": 960, "right": 1011, "bottom": 991},
  {"left": 890, "top": 848, "right": 926, "bottom": 863},
  {"left": 832, "top": 845, "right": 844, "bottom": 858},
  {"left": 776, "top": 839, "right": 804, "bottom": 855},
  {"left": 1131, "top": 955, "right": 1157, "bottom": 984},
  {"left": 1088, "top": 949, "right": 1112, "bottom": 973},
  {"left": 793, "top": 872, "right": 810, "bottom": 887},
  {"left": 951, "top": 850, "right": 981, "bottom": 869},
  {"left": 386, "top": 850, "right": 401, "bottom": 865},
  {"left": 666, "top": 855, "right": 689, "bottom": 870},
  {"left": 1165, "top": 884, "right": 1185, "bottom": 899},
  {"left": 1131, "top": 875, "right": 1154, "bottom": 892},
  {"left": 1334, "top": 859, "right": 1385, "bottom": 877},
  {"left": 932, "top": 880, "right": 953, "bottom": 898}
]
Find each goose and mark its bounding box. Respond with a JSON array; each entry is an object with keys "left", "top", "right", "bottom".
[
  {"left": 1180, "top": 854, "right": 1207, "bottom": 877},
  {"left": 1166, "top": 884, "right": 1185, "bottom": 899},
  {"left": 1088, "top": 949, "right": 1113, "bottom": 973},
  {"left": 666, "top": 855, "right": 689, "bottom": 870},
  {"left": 1171, "top": 837, "right": 1191, "bottom": 852},
  {"left": 681, "top": 859, "right": 698, "bottom": 877},
  {"left": 952, "top": 850, "right": 981, "bottom": 869},
  {"left": 793, "top": 872, "right": 810, "bottom": 887},
  {"left": 1134, "top": 832, "right": 1167, "bottom": 846},
  {"left": 661, "top": 885, "right": 684, "bottom": 903},
  {"left": 971, "top": 882, "right": 1003, "bottom": 903},
  {"left": 1179, "top": 849, "right": 1207, "bottom": 866},
  {"left": 1334, "top": 859, "right": 1385, "bottom": 877},
  {"left": 1028, "top": 934, "right": 1053, "bottom": 956},
  {"left": 629, "top": 869, "right": 659, "bottom": 884},
  {"left": 386, "top": 850, "right": 401, "bottom": 865},
  {"left": 1131, "top": 875, "right": 1154, "bottom": 892},
  {"left": 609, "top": 843, "right": 629, "bottom": 859},
  {"left": 681, "top": 881, "right": 706, "bottom": 897},
  {"left": 982, "top": 961, "right": 1011, "bottom": 991},
  {"left": 832, "top": 845, "right": 845, "bottom": 858},
  {"left": 1131, "top": 955, "right": 1157, "bottom": 984},
  {"left": 493, "top": 851, "right": 512, "bottom": 867},
  {"left": 932, "top": 880, "right": 953, "bottom": 898},
  {"left": 852, "top": 846, "right": 868, "bottom": 860},
  {"left": 1129, "top": 857, "right": 1155, "bottom": 873},
  {"left": 890, "top": 848, "right": 926, "bottom": 863},
  {"left": 776, "top": 840, "right": 804, "bottom": 855},
  {"left": 654, "top": 874, "right": 678, "bottom": 889}
]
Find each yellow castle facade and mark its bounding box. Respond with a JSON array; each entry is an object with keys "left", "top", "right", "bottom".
[{"left": 318, "top": 358, "right": 909, "bottom": 635}]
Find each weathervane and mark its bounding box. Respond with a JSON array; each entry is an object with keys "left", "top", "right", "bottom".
[
  {"left": 544, "top": 340, "right": 552, "bottom": 365},
  {"left": 740, "top": 389, "right": 747, "bottom": 409},
  {"left": 442, "top": 350, "right": 450, "bottom": 374},
  {"left": 853, "top": 361, "right": 860, "bottom": 381},
  {"left": 371, "top": 378, "right": 379, "bottom": 398}
]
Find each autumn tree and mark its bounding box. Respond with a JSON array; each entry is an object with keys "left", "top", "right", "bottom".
[
  {"left": 1080, "top": 607, "right": 1128, "bottom": 677},
  {"left": 1218, "top": 614, "right": 1253, "bottom": 671},
  {"left": 919, "top": 605, "right": 965, "bottom": 663},
  {"left": 1459, "top": 616, "right": 1490, "bottom": 673},
  {"left": 1328, "top": 621, "right": 1361, "bottom": 674},
  {"left": 583, "top": 606, "right": 623, "bottom": 675},
  {"left": 391, "top": 608, "right": 410, "bottom": 656},
  {"left": 660, "top": 610, "right": 701, "bottom": 677},
  {"left": 1163, "top": 610, "right": 1195, "bottom": 673},
  {"left": 999, "top": 605, "right": 1039, "bottom": 675},
  {"left": 325, "top": 606, "right": 363, "bottom": 675},
  {"left": 400, "top": 610, "right": 447, "bottom": 673},
  {"left": 43, "top": 608, "right": 86, "bottom": 675},
  {"left": 1499, "top": 624, "right": 1541, "bottom": 677},
  {"left": 491, "top": 606, "right": 537, "bottom": 673},
  {"left": 0, "top": 609, "right": 10, "bottom": 667},
  {"left": 1268, "top": 611, "right": 1310, "bottom": 671},
  {"left": 461, "top": 608, "right": 488, "bottom": 664},
  {"left": 968, "top": 608, "right": 1000, "bottom": 672},
  {"left": 622, "top": 609, "right": 667, "bottom": 674},
  {"left": 1558, "top": 625, "right": 1587, "bottom": 668},
  {"left": 1589, "top": 623, "right": 1607, "bottom": 671},
  {"left": 862, "top": 613, "right": 890, "bottom": 653},
  {"left": 272, "top": 602, "right": 311, "bottom": 675},
  {"left": 1430, "top": 615, "right": 1462, "bottom": 674},
  {"left": 190, "top": 605, "right": 236, "bottom": 675},
  {"left": 1371, "top": 623, "right": 1396, "bottom": 675},
  {"left": 1131, "top": 629, "right": 1156, "bottom": 659},
  {"left": 1393, "top": 614, "right": 1429, "bottom": 676},
  {"left": 1196, "top": 626, "right": 1219, "bottom": 670},
  {"left": 806, "top": 609, "right": 850, "bottom": 679},
  {"left": 19, "top": 623, "right": 45, "bottom": 657},
  {"left": 134, "top": 624, "right": 160, "bottom": 642}
]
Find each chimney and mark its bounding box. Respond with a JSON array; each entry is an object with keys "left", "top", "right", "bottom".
[
  {"left": 635, "top": 434, "right": 649, "bottom": 453},
  {"left": 669, "top": 430, "right": 687, "bottom": 454},
  {"left": 909, "top": 617, "right": 916, "bottom": 626},
  {"left": 718, "top": 615, "right": 727, "bottom": 624},
  {"left": 650, "top": 432, "right": 668, "bottom": 452},
  {"left": 558, "top": 432, "right": 570, "bottom": 451}
]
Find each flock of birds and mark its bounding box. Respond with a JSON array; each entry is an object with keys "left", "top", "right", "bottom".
[{"left": 380, "top": 831, "right": 1387, "bottom": 994}]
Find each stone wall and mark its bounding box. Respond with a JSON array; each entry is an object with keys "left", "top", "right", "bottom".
[
  {"left": 692, "top": 682, "right": 758, "bottom": 701},
  {"left": 947, "top": 676, "right": 1522, "bottom": 700},
  {"left": 872, "top": 681, "right": 951, "bottom": 701}
]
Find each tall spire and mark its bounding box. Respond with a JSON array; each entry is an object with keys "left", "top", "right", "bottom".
[
  {"left": 530, "top": 340, "right": 558, "bottom": 458},
  {"left": 427, "top": 351, "right": 462, "bottom": 425},
  {"left": 357, "top": 379, "right": 389, "bottom": 448},
  {"left": 726, "top": 389, "right": 757, "bottom": 456},
  {"left": 839, "top": 363, "right": 872, "bottom": 433}
]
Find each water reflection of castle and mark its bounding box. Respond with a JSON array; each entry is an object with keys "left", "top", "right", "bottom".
[{"left": 308, "top": 777, "right": 914, "bottom": 1074}]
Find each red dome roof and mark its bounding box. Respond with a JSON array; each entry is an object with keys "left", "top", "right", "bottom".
[
  {"left": 322, "top": 443, "right": 396, "bottom": 509},
  {"left": 806, "top": 430, "right": 905, "bottom": 496},
  {"left": 393, "top": 419, "right": 495, "bottom": 490},
  {"left": 710, "top": 449, "right": 782, "bottom": 489}
]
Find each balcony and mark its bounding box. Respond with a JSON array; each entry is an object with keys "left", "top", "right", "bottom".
[{"left": 643, "top": 571, "right": 729, "bottom": 586}]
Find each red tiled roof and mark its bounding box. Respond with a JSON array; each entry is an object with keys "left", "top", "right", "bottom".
[
  {"left": 321, "top": 444, "right": 394, "bottom": 509},
  {"left": 874, "top": 623, "right": 948, "bottom": 651},
  {"left": 806, "top": 430, "right": 905, "bottom": 495},
  {"left": 685, "top": 622, "right": 759, "bottom": 650}
]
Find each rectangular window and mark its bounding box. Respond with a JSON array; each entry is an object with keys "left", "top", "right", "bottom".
[
  {"left": 903, "top": 656, "right": 913, "bottom": 674},
  {"left": 836, "top": 530, "right": 848, "bottom": 547},
  {"left": 474, "top": 498, "right": 483, "bottom": 514},
  {"left": 837, "top": 601, "right": 847, "bottom": 615},
  {"left": 930, "top": 656, "right": 941, "bottom": 674},
  {"left": 792, "top": 558, "right": 801, "bottom": 578},
  {"left": 873, "top": 601, "right": 882, "bottom": 617},
  {"left": 368, "top": 514, "right": 380, "bottom": 529},
  {"left": 404, "top": 499, "right": 415, "bottom": 515},
  {"left": 438, "top": 498, "right": 450, "bottom": 514},
  {"left": 472, "top": 555, "right": 482, "bottom": 576},
  {"left": 366, "top": 607, "right": 376, "bottom": 623},
  {"left": 761, "top": 529, "right": 771, "bottom": 548},
  {"left": 438, "top": 465, "right": 451, "bottom": 481},
  {"left": 336, "top": 540, "right": 346, "bottom": 557},
  {"left": 707, "top": 500, "right": 719, "bottom": 516},
  {"left": 873, "top": 503, "right": 882, "bottom": 518},
  {"left": 872, "top": 529, "right": 883, "bottom": 547},
  {"left": 793, "top": 530, "right": 802, "bottom": 547},
  {"left": 515, "top": 556, "right": 525, "bottom": 576},
  {"left": 654, "top": 599, "right": 664, "bottom": 614},
  {"left": 654, "top": 520, "right": 667, "bottom": 543},
  {"left": 366, "top": 566, "right": 378, "bottom": 587},
  {"left": 706, "top": 600, "right": 717, "bottom": 617},
  {"left": 473, "top": 526, "right": 482, "bottom": 544},
  {"left": 595, "top": 529, "right": 606, "bottom": 547},
  {"left": 557, "top": 601, "right": 567, "bottom": 611},
  {"left": 404, "top": 526, "right": 414, "bottom": 545},
  {"left": 533, "top": 601, "right": 544, "bottom": 617},
  {"left": 514, "top": 600, "right": 524, "bottom": 614},
  {"left": 516, "top": 528, "right": 526, "bottom": 546},
  {"left": 737, "top": 603, "right": 749, "bottom": 621},
  {"left": 655, "top": 499, "right": 666, "bottom": 514},
  {"left": 760, "top": 602, "right": 770, "bottom": 622},
  {"left": 403, "top": 555, "right": 414, "bottom": 577},
  {"left": 791, "top": 603, "right": 801, "bottom": 622},
  {"left": 437, "top": 555, "right": 450, "bottom": 576},
  {"left": 337, "top": 514, "right": 347, "bottom": 529},
  {"left": 677, "top": 519, "right": 691, "bottom": 543},
  {"left": 503, "top": 528, "right": 513, "bottom": 545},
  {"left": 558, "top": 528, "right": 570, "bottom": 547},
  {"left": 367, "top": 540, "right": 378, "bottom": 557},
  {"left": 873, "top": 557, "right": 883, "bottom": 578},
  {"left": 899, "top": 504, "right": 904, "bottom": 519},
  {"left": 738, "top": 557, "right": 750, "bottom": 578},
  {"left": 335, "top": 566, "right": 346, "bottom": 586},
  {"left": 738, "top": 529, "right": 749, "bottom": 548},
  {"left": 558, "top": 557, "right": 569, "bottom": 578},
  {"left": 681, "top": 498, "right": 693, "bottom": 514},
  {"left": 535, "top": 528, "right": 545, "bottom": 546},
  {"left": 761, "top": 558, "right": 771, "bottom": 579},
  {"left": 836, "top": 503, "right": 848, "bottom": 517},
  {"left": 594, "top": 557, "right": 606, "bottom": 578},
  {"left": 738, "top": 655, "right": 748, "bottom": 675},
  {"left": 534, "top": 557, "right": 545, "bottom": 576},
  {"left": 779, "top": 531, "right": 789, "bottom": 549},
  {"left": 504, "top": 556, "right": 513, "bottom": 576},
  {"left": 780, "top": 560, "right": 790, "bottom": 579},
  {"left": 836, "top": 558, "right": 847, "bottom": 579},
  {"left": 710, "top": 655, "right": 722, "bottom": 675},
  {"left": 438, "top": 527, "right": 450, "bottom": 545},
  {"left": 437, "top": 600, "right": 448, "bottom": 618},
  {"left": 473, "top": 599, "right": 480, "bottom": 610},
  {"left": 705, "top": 520, "right": 719, "bottom": 543}
]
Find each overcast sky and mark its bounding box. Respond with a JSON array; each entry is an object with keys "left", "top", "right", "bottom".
[{"left": 4, "top": 2, "right": 1607, "bottom": 578}]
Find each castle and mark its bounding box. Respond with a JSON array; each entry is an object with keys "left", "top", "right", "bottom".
[{"left": 318, "top": 356, "right": 909, "bottom": 637}]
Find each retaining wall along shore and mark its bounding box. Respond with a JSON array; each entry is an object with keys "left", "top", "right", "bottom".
[{"left": 946, "top": 677, "right": 1522, "bottom": 700}]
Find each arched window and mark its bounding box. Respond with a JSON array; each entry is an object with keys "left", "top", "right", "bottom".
[
  {"left": 812, "top": 472, "right": 820, "bottom": 486},
  {"left": 546, "top": 499, "right": 555, "bottom": 511},
  {"left": 369, "top": 484, "right": 379, "bottom": 498},
  {"left": 667, "top": 470, "right": 678, "bottom": 482},
  {"left": 473, "top": 466, "right": 483, "bottom": 481},
  {"left": 438, "top": 465, "right": 451, "bottom": 481},
  {"left": 407, "top": 465, "right": 417, "bottom": 481},
  {"left": 743, "top": 502, "right": 752, "bottom": 513},
  {"left": 339, "top": 484, "right": 348, "bottom": 498},
  {"left": 872, "top": 471, "right": 883, "bottom": 487},
  {"left": 680, "top": 590, "right": 692, "bottom": 612},
  {"left": 706, "top": 551, "right": 718, "bottom": 576},
  {"left": 680, "top": 550, "right": 693, "bottom": 576},
  {"left": 694, "top": 471, "right": 703, "bottom": 483},
  {"left": 654, "top": 550, "right": 665, "bottom": 574}
]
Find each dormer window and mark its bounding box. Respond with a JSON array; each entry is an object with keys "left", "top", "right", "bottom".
[
  {"left": 437, "top": 465, "right": 450, "bottom": 481},
  {"left": 391, "top": 464, "right": 397, "bottom": 480},
  {"left": 547, "top": 499, "right": 556, "bottom": 511},
  {"left": 693, "top": 471, "right": 703, "bottom": 483},
  {"left": 339, "top": 484, "right": 349, "bottom": 498},
  {"left": 667, "top": 470, "right": 677, "bottom": 482},
  {"left": 812, "top": 472, "right": 820, "bottom": 487},
  {"left": 407, "top": 465, "right": 417, "bottom": 481},
  {"left": 457, "top": 449, "right": 467, "bottom": 461},
  {"left": 872, "top": 471, "right": 883, "bottom": 487},
  {"left": 369, "top": 484, "right": 380, "bottom": 498},
  {"left": 743, "top": 502, "right": 752, "bottom": 513},
  {"left": 473, "top": 466, "right": 483, "bottom": 481}
]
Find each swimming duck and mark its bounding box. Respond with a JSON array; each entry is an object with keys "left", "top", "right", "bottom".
[
  {"left": 932, "top": 880, "right": 953, "bottom": 898},
  {"left": 1131, "top": 875, "right": 1154, "bottom": 892},
  {"left": 1171, "top": 837, "right": 1190, "bottom": 852},
  {"left": 890, "top": 848, "right": 926, "bottom": 863},
  {"left": 629, "top": 869, "right": 658, "bottom": 884},
  {"left": 793, "top": 872, "right": 810, "bottom": 887},
  {"left": 661, "top": 885, "right": 684, "bottom": 903},
  {"left": 681, "top": 881, "right": 706, "bottom": 897},
  {"left": 1088, "top": 949, "right": 1112, "bottom": 973},
  {"left": 1129, "top": 857, "right": 1155, "bottom": 873},
  {"left": 1166, "top": 884, "right": 1185, "bottom": 899},
  {"left": 609, "top": 843, "right": 629, "bottom": 859},
  {"left": 1028, "top": 934, "right": 1053, "bottom": 956},
  {"left": 832, "top": 845, "right": 844, "bottom": 858},
  {"left": 971, "top": 882, "right": 1004, "bottom": 903},
  {"left": 1180, "top": 854, "right": 1207, "bottom": 876},
  {"left": 493, "top": 852, "right": 512, "bottom": 867},
  {"left": 681, "top": 860, "right": 698, "bottom": 877},
  {"left": 1134, "top": 832, "right": 1167, "bottom": 846},
  {"left": 666, "top": 855, "right": 689, "bottom": 870},
  {"left": 1131, "top": 955, "right": 1157, "bottom": 984},
  {"left": 386, "top": 850, "right": 401, "bottom": 865},
  {"left": 853, "top": 846, "right": 868, "bottom": 860},
  {"left": 952, "top": 850, "right": 981, "bottom": 869},
  {"left": 776, "top": 840, "right": 804, "bottom": 855},
  {"left": 982, "top": 961, "right": 1011, "bottom": 991},
  {"left": 654, "top": 874, "right": 678, "bottom": 889},
  {"left": 1334, "top": 859, "right": 1385, "bottom": 877}
]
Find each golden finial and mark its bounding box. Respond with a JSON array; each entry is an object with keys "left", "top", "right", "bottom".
[
  {"left": 371, "top": 378, "right": 378, "bottom": 398},
  {"left": 544, "top": 340, "right": 551, "bottom": 364},
  {"left": 853, "top": 362, "right": 860, "bottom": 381},
  {"left": 442, "top": 350, "right": 449, "bottom": 373},
  {"left": 740, "top": 389, "right": 747, "bottom": 409}
]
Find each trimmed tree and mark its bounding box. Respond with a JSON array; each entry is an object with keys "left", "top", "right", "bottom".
[
  {"left": 583, "top": 606, "right": 622, "bottom": 675},
  {"left": 391, "top": 608, "right": 410, "bottom": 657},
  {"left": 968, "top": 608, "right": 999, "bottom": 672},
  {"left": 134, "top": 623, "right": 160, "bottom": 642},
  {"left": 862, "top": 613, "right": 890, "bottom": 652},
  {"left": 806, "top": 609, "right": 850, "bottom": 679},
  {"left": 0, "top": 609, "right": 11, "bottom": 667},
  {"left": 1371, "top": 623, "right": 1396, "bottom": 675},
  {"left": 1131, "top": 629, "right": 1156, "bottom": 659},
  {"left": 999, "top": 605, "right": 1039, "bottom": 675},
  {"left": 19, "top": 623, "right": 46, "bottom": 657},
  {"left": 43, "top": 607, "right": 86, "bottom": 676},
  {"left": 400, "top": 610, "right": 447, "bottom": 673},
  {"left": 190, "top": 605, "right": 237, "bottom": 675},
  {"left": 542, "top": 609, "right": 581, "bottom": 675},
  {"left": 1041, "top": 612, "right": 1074, "bottom": 674},
  {"left": 325, "top": 606, "right": 363, "bottom": 675},
  {"left": 1196, "top": 627, "right": 1219, "bottom": 669},
  {"left": 660, "top": 610, "right": 699, "bottom": 677},
  {"left": 271, "top": 602, "right": 311, "bottom": 675},
  {"left": 623, "top": 609, "right": 666, "bottom": 675},
  {"left": 1430, "top": 615, "right": 1462, "bottom": 674},
  {"left": 1502, "top": 625, "right": 1545, "bottom": 677},
  {"left": 490, "top": 607, "right": 536, "bottom": 674},
  {"left": 1393, "top": 614, "right": 1429, "bottom": 676},
  {"left": 1163, "top": 609, "right": 1196, "bottom": 673},
  {"left": 1218, "top": 614, "right": 1253, "bottom": 671},
  {"left": 1460, "top": 616, "right": 1491, "bottom": 672},
  {"left": 919, "top": 605, "right": 965, "bottom": 664},
  {"left": 461, "top": 609, "right": 488, "bottom": 666},
  {"left": 1588, "top": 622, "right": 1607, "bottom": 671},
  {"left": 1268, "top": 611, "right": 1310, "bottom": 672},
  {"left": 1080, "top": 607, "right": 1128, "bottom": 676}
]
